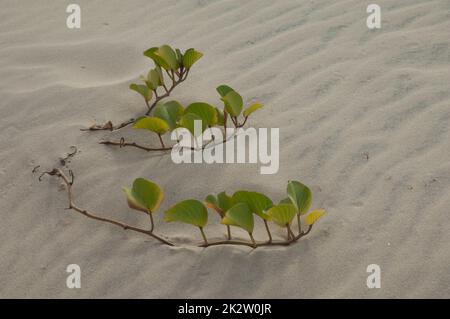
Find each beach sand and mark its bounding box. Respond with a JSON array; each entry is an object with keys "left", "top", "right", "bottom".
[{"left": 0, "top": 0, "right": 449, "bottom": 298}]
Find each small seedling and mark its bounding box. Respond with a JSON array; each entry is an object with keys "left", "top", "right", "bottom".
[
  {"left": 41, "top": 168, "right": 326, "bottom": 249},
  {"left": 100, "top": 85, "right": 264, "bottom": 152},
  {"left": 83, "top": 45, "right": 203, "bottom": 131}
]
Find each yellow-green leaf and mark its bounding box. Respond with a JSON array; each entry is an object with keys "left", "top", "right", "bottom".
[
  {"left": 287, "top": 181, "right": 312, "bottom": 215},
  {"left": 267, "top": 204, "right": 297, "bottom": 227},
  {"left": 222, "top": 90, "right": 243, "bottom": 117},
  {"left": 183, "top": 48, "right": 203, "bottom": 69},
  {"left": 185, "top": 102, "right": 218, "bottom": 126},
  {"left": 305, "top": 209, "right": 326, "bottom": 226},
  {"left": 243, "top": 102, "right": 263, "bottom": 117},
  {"left": 133, "top": 117, "right": 170, "bottom": 135},
  {"left": 216, "top": 108, "right": 225, "bottom": 126},
  {"left": 123, "top": 178, "right": 163, "bottom": 214},
  {"left": 164, "top": 199, "right": 208, "bottom": 227},
  {"left": 159, "top": 45, "right": 179, "bottom": 70},
  {"left": 221, "top": 203, "right": 254, "bottom": 233},
  {"left": 232, "top": 190, "right": 273, "bottom": 220},
  {"left": 147, "top": 69, "right": 161, "bottom": 90},
  {"left": 130, "top": 84, "right": 152, "bottom": 101},
  {"left": 143, "top": 47, "right": 171, "bottom": 70}
]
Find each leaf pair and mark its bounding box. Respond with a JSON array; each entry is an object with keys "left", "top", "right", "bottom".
[
  {"left": 216, "top": 85, "right": 263, "bottom": 118},
  {"left": 144, "top": 45, "right": 202, "bottom": 71}
]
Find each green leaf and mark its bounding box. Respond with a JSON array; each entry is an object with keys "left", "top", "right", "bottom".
[
  {"left": 123, "top": 178, "right": 164, "bottom": 214},
  {"left": 164, "top": 199, "right": 208, "bottom": 227},
  {"left": 143, "top": 47, "right": 171, "bottom": 70},
  {"left": 216, "top": 108, "right": 225, "bottom": 126},
  {"left": 155, "top": 65, "right": 165, "bottom": 85},
  {"left": 267, "top": 204, "right": 297, "bottom": 227},
  {"left": 130, "top": 84, "right": 152, "bottom": 101},
  {"left": 205, "top": 192, "right": 233, "bottom": 217},
  {"left": 305, "top": 209, "right": 326, "bottom": 226},
  {"left": 185, "top": 102, "right": 218, "bottom": 126},
  {"left": 183, "top": 48, "right": 203, "bottom": 69},
  {"left": 279, "top": 197, "right": 293, "bottom": 205},
  {"left": 154, "top": 100, "right": 184, "bottom": 130},
  {"left": 232, "top": 191, "right": 273, "bottom": 220},
  {"left": 221, "top": 203, "right": 254, "bottom": 233},
  {"left": 133, "top": 117, "right": 170, "bottom": 135},
  {"left": 243, "top": 102, "right": 263, "bottom": 117},
  {"left": 159, "top": 45, "right": 179, "bottom": 70},
  {"left": 175, "top": 48, "right": 183, "bottom": 66},
  {"left": 216, "top": 85, "right": 235, "bottom": 98},
  {"left": 178, "top": 113, "right": 206, "bottom": 136},
  {"left": 222, "top": 90, "right": 243, "bottom": 116},
  {"left": 287, "top": 181, "right": 312, "bottom": 215},
  {"left": 147, "top": 69, "right": 161, "bottom": 90}
]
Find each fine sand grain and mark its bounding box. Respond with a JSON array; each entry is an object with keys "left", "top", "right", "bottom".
[{"left": 0, "top": 0, "right": 449, "bottom": 298}]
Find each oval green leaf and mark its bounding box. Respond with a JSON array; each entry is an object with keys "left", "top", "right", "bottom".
[
  {"left": 130, "top": 83, "right": 152, "bottom": 101},
  {"left": 243, "top": 102, "right": 263, "bottom": 117},
  {"left": 147, "top": 69, "right": 161, "bottom": 89},
  {"left": 221, "top": 203, "right": 254, "bottom": 233},
  {"left": 154, "top": 100, "right": 184, "bottom": 130},
  {"left": 222, "top": 90, "right": 243, "bottom": 117},
  {"left": 164, "top": 199, "right": 208, "bottom": 227},
  {"left": 305, "top": 209, "right": 326, "bottom": 226},
  {"left": 178, "top": 113, "right": 206, "bottom": 136},
  {"left": 123, "top": 178, "right": 164, "bottom": 214},
  {"left": 143, "top": 47, "right": 171, "bottom": 70},
  {"left": 287, "top": 181, "right": 312, "bottom": 215},
  {"left": 133, "top": 117, "right": 170, "bottom": 135},
  {"left": 232, "top": 190, "right": 273, "bottom": 220},
  {"left": 267, "top": 204, "right": 297, "bottom": 227},
  {"left": 183, "top": 48, "right": 203, "bottom": 69},
  {"left": 216, "top": 85, "right": 235, "bottom": 98},
  {"left": 159, "top": 45, "right": 179, "bottom": 70},
  {"left": 185, "top": 102, "right": 218, "bottom": 126}
]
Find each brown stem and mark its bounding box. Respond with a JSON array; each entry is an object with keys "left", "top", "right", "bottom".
[
  {"left": 263, "top": 219, "right": 272, "bottom": 243},
  {"left": 99, "top": 140, "right": 172, "bottom": 152},
  {"left": 157, "top": 134, "right": 165, "bottom": 148},
  {"left": 297, "top": 213, "right": 302, "bottom": 234},
  {"left": 226, "top": 225, "right": 231, "bottom": 240},
  {"left": 148, "top": 211, "right": 154, "bottom": 233},
  {"left": 287, "top": 223, "right": 295, "bottom": 241},
  {"left": 83, "top": 69, "right": 188, "bottom": 132},
  {"left": 40, "top": 169, "right": 174, "bottom": 246},
  {"left": 249, "top": 232, "right": 256, "bottom": 247},
  {"left": 99, "top": 135, "right": 219, "bottom": 152}
]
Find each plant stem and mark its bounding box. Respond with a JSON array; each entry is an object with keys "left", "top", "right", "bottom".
[
  {"left": 84, "top": 67, "right": 189, "bottom": 131},
  {"left": 249, "top": 232, "right": 256, "bottom": 247},
  {"left": 226, "top": 225, "right": 231, "bottom": 240},
  {"left": 287, "top": 223, "right": 295, "bottom": 241},
  {"left": 199, "top": 227, "right": 208, "bottom": 245},
  {"left": 297, "top": 213, "right": 302, "bottom": 234},
  {"left": 263, "top": 219, "right": 272, "bottom": 243},
  {"left": 148, "top": 210, "right": 154, "bottom": 233},
  {"left": 157, "top": 134, "right": 165, "bottom": 148},
  {"left": 40, "top": 169, "right": 174, "bottom": 246}
]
